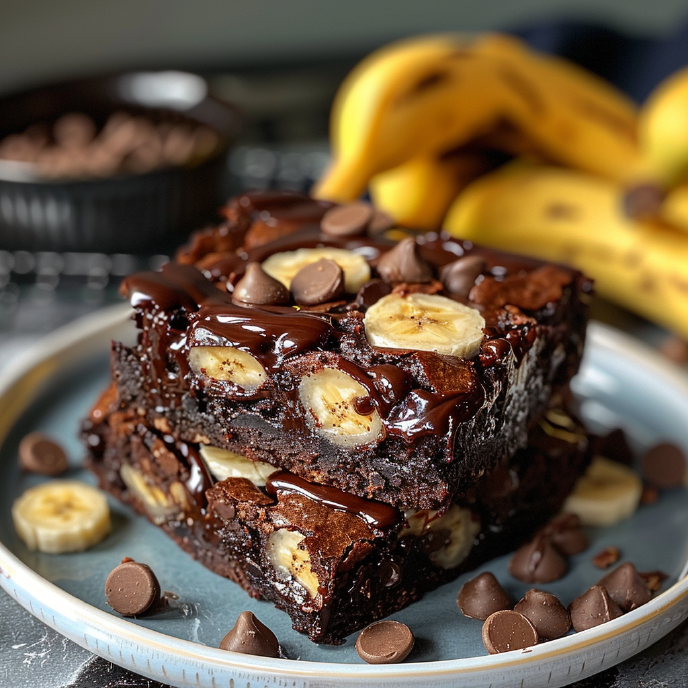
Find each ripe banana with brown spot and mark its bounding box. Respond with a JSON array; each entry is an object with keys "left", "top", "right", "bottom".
[
  {"left": 443, "top": 163, "right": 688, "bottom": 339},
  {"left": 314, "top": 33, "right": 642, "bottom": 205}
]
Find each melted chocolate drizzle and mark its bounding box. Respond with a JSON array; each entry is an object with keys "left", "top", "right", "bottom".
[{"left": 266, "top": 471, "right": 400, "bottom": 528}]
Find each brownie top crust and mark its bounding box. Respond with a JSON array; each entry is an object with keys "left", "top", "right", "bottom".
[{"left": 114, "top": 190, "right": 590, "bottom": 509}]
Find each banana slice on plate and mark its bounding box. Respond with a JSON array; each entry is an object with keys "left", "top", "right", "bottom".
[
  {"left": 364, "top": 293, "right": 485, "bottom": 358},
  {"left": 198, "top": 445, "right": 277, "bottom": 486},
  {"left": 12, "top": 480, "right": 111, "bottom": 554},
  {"left": 262, "top": 247, "right": 371, "bottom": 294},
  {"left": 299, "top": 367, "right": 383, "bottom": 448},
  {"left": 562, "top": 456, "right": 642, "bottom": 527}
]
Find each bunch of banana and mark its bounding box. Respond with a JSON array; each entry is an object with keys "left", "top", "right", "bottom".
[
  {"left": 314, "top": 32, "right": 643, "bottom": 229},
  {"left": 442, "top": 162, "right": 688, "bottom": 340}
]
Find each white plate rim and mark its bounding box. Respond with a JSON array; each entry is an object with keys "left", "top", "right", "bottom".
[{"left": 0, "top": 305, "right": 687, "bottom": 687}]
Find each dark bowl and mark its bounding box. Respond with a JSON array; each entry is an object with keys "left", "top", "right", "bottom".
[{"left": 0, "top": 71, "right": 240, "bottom": 253}]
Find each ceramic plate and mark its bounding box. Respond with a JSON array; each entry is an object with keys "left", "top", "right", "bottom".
[{"left": 1, "top": 304, "right": 687, "bottom": 688}]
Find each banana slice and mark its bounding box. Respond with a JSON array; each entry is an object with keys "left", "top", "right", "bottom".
[
  {"left": 12, "top": 480, "right": 111, "bottom": 554},
  {"left": 562, "top": 456, "right": 642, "bottom": 527},
  {"left": 364, "top": 293, "right": 485, "bottom": 358},
  {"left": 198, "top": 445, "right": 277, "bottom": 486},
  {"left": 188, "top": 346, "right": 266, "bottom": 392},
  {"left": 402, "top": 505, "right": 480, "bottom": 569},
  {"left": 261, "top": 247, "right": 371, "bottom": 294},
  {"left": 299, "top": 367, "right": 383, "bottom": 448},
  {"left": 267, "top": 528, "right": 319, "bottom": 598}
]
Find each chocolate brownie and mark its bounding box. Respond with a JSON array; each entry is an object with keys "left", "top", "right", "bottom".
[
  {"left": 84, "top": 400, "right": 590, "bottom": 643},
  {"left": 108, "top": 191, "right": 590, "bottom": 510}
]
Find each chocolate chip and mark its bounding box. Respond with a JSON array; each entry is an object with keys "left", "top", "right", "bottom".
[
  {"left": 514, "top": 589, "right": 571, "bottom": 640},
  {"left": 592, "top": 546, "right": 621, "bottom": 569},
  {"left": 105, "top": 560, "right": 161, "bottom": 616},
  {"left": 457, "top": 572, "right": 513, "bottom": 620},
  {"left": 219, "top": 611, "right": 280, "bottom": 657},
  {"left": 569, "top": 585, "right": 623, "bottom": 632},
  {"left": 508, "top": 534, "right": 568, "bottom": 583},
  {"left": 368, "top": 209, "right": 395, "bottom": 235},
  {"left": 321, "top": 201, "right": 374, "bottom": 237},
  {"left": 291, "top": 258, "right": 345, "bottom": 305},
  {"left": 351, "top": 279, "right": 392, "bottom": 310},
  {"left": 659, "top": 334, "right": 688, "bottom": 366},
  {"left": 356, "top": 620, "right": 414, "bottom": 664},
  {"left": 18, "top": 432, "right": 68, "bottom": 476},
  {"left": 378, "top": 560, "right": 401, "bottom": 587},
  {"left": 232, "top": 262, "right": 290, "bottom": 306},
  {"left": 597, "top": 562, "right": 652, "bottom": 612},
  {"left": 376, "top": 238, "right": 433, "bottom": 283},
  {"left": 540, "top": 513, "right": 588, "bottom": 556},
  {"left": 440, "top": 256, "right": 486, "bottom": 297},
  {"left": 641, "top": 443, "right": 686, "bottom": 489},
  {"left": 482, "top": 610, "right": 538, "bottom": 654}
]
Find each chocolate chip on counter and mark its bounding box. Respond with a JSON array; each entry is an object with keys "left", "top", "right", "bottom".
[
  {"left": 356, "top": 620, "right": 414, "bottom": 664},
  {"left": 291, "top": 258, "right": 345, "bottom": 305},
  {"left": 376, "top": 238, "right": 434, "bottom": 284},
  {"left": 18, "top": 432, "right": 69, "bottom": 476},
  {"left": 540, "top": 513, "right": 588, "bottom": 556},
  {"left": 592, "top": 546, "right": 621, "bottom": 569},
  {"left": 514, "top": 589, "right": 571, "bottom": 640},
  {"left": 321, "top": 201, "right": 374, "bottom": 237},
  {"left": 481, "top": 610, "right": 538, "bottom": 654},
  {"left": 219, "top": 611, "right": 280, "bottom": 657},
  {"left": 439, "top": 256, "right": 487, "bottom": 297},
  {"left": 569, "top": 584, "right": 623, "bottom": 632},
  {"left": 508, "top": 534, "right": 568, "bottom": 584},
  {"left": 597, "top": 562, "right": 652, "bottom": 612},
  {"left": 457, "top": 572, "right": 513, "bottom": 620},
  {"left": 232, "top": 262, "right": 290, "bottom": 306},
  {"left": 367, "top": 209, "right": 395, "bottom": 235},
  {"left": 641, "top": 443, "right": 686, "bottom": 489},
  {"left": 105, "top": 559, "right": 161, "bottom": 616}
]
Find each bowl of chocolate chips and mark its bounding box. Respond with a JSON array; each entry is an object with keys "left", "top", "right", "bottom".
[{"left": 0, "top": 71, "right": 239, "bottom": 252}]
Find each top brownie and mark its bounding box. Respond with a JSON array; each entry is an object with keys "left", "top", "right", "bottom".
[{"left": 112, "top": 190, "right": 590, "bottom": 510}]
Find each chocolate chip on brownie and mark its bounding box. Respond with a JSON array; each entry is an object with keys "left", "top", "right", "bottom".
[
  {"left": 321, "top": 201, "right": 374, "bottom": 237},
  {"left": 376, "top": 238, "right": 433, "bottom": 283},
  {"left": 291, "top": 258, "right": 345, "bottom": 305},
  {"left": 440, "top": 256, "right": 486, "bottom": 297},
  {"left": 232, "top": 262, "right": 290, "bottom": 306}
]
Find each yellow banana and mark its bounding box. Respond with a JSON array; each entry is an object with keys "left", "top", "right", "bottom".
[
  {"left": 315, "top": 33, "right": 643, "bottom": 203},
  {"left": 640, "top": 65, "right": 688, "bottom": 186},
  {"left": 443, "top": 163, "right": 688, "bottom": 340},
  {"left": 369, "top": 152, "right": 500, "bottom": 229}
]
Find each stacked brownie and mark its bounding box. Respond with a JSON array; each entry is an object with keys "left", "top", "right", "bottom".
[{"left": 83, "top": 190, "right": 593, "bottom": 643}]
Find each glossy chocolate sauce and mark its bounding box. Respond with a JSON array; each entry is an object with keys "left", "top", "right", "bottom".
[
  {"left": 119, "top": 191, "right": 584, "bottom": 451},
  {"left": 266, "top": 471, "right": 400, "bottom": 528}
]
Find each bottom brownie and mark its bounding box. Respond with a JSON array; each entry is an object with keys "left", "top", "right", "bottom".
[{"left": 84, "top": 401, "right": 590, "bottom": 644}]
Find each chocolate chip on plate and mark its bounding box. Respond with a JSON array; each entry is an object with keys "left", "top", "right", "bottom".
[
  {"left": 439, "top": 256, "right": 487, "bottom": 297},
  {"left": 514, "top": 589, "right": 571, "bottom": 640},
  {"left": 105, "top": 558, "right": 161, "bottom": 616},
  {"left": 597, "top": 562, "right": 652, "bottom": 612},
  {"left": 457, "top": 571, "right": 513, "bottom": 620},
  {"left": 541, "top": 513, "right": 589, "bottom": 556},
  {"left": 508, "top": 533, "right": 568, "bottom": 584},
  {"left": 18, "top": 432, "right": 69, "bottom": 476},
  {"left": 596, "top": 427, "right": 634, "bottom": 466},
  {"left": 592, "top": 546, "right": 621, "bottom": 569},
  {"left": 219, "top": 611, "right": 280, "bottom": 657},
  {"left": 482, "top": 610, "right": 539, "bottom": 654},
  {"left": 376, "top": 237, "right": 433, "bottom": 283},
  {"left": 291, "top": 258, "right": 345, "bottom": 305},
  {"left": 641, "top": 443, "right": 687, "bottom": 489},
  {"left": 569, "top": 584, "right": 623, "bottom": 632},
  {"left": 232, "top": 262, "right": 290, "bottom": 306},
  {"left": 356, "top": 620, "right": 414, "bottom": 664},
  {"left": 321, "top": 201, "right": 374, "bottom": 237}
]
